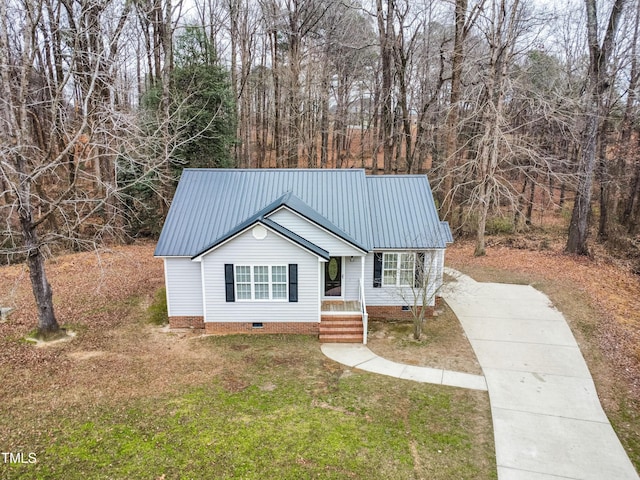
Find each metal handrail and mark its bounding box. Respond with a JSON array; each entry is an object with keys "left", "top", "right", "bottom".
[{"left": 359, "top": 278, "right": 368, "bottom": 345}]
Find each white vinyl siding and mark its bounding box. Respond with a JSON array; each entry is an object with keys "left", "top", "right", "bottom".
[
  {"left": 267, "top": 208, "right": 364, "bottom": 257},
  {"left": 201, "top": 227, "right": 320, "bottom": 323},
  {"left": 364, "top": 250, "right": 444, "bottom": 307},
  {"left": 343, "top": 257, "right": 362, "bottom": 301},
  {"left": 163, "top": 257, "right": 204, "bottom": 316}
]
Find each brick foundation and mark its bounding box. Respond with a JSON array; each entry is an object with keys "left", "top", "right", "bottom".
[
  {"left": 367, "top": 305, "right": 435, "bottom": 320},
  {"left": 169, "top": 316, "right": 205, "bottom": 329},
  {"left": 204, "top": 321, "right": 319, "bottom": 335}
]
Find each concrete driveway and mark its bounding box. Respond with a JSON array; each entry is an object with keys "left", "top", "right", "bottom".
[{"left": 443, "top": 268, "right": 639, "bottom": 480}]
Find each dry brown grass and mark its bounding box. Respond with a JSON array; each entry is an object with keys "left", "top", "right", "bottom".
[{"left": 0, "top": 243, "right": 224, "bottom": 412}]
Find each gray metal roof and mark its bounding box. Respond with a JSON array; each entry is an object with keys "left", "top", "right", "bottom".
[
  {"left": 189, "top": 191, "right": 333, "bottom": 260},
  {"left": 272, "top": 193, "right": 368, "bottom": 252},
  {"left": 154, "top": 169, "right": 450, "bottom": 257},
  {"left": 155, "top": 169, "right": 373, "bottom": 257},
  {"left": 366, "top": 175, "right": 450, "bottom": 249},
  {"left": 440, "top": 221, "right": 454, "bottom": 244}
]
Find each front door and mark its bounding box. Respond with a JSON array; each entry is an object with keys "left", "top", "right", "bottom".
[{"left": 324, "top": 257, "right": 342, "bottom": 297}]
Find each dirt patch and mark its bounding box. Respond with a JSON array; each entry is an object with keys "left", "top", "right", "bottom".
[
  {"left": 27, "top": 330, "right": 77, "bottom": 348},
  {"left": 221, "top": 373, "right": 251, "bottom": 393},
  {"left": 366, "top": 302, "right": 483, "bottom": 375}
]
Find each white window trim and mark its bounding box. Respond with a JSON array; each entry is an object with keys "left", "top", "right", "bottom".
[
  {"left": 235, "top": 265, "right": 288, "bottom": 301},
  {"left": 382, "top": 252, "right": 416, "bottom": 287}
]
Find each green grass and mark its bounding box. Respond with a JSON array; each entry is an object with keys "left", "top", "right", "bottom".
[
  {"left": 147, "top": 287, "right": 168, "bottom": 325},
  {"left": 1, "top": 335, "right": 496, "bottom": 479}
]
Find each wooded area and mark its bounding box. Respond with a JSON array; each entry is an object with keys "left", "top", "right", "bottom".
[{"left": 1, "top": 0, "right": 640, "bottom": 334}]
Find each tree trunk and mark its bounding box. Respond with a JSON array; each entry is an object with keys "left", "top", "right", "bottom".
[
  {"left": 597, "top": 121, "right": 612, "bottom": 241},
  {"left": 377, "top": 0, "right": 394, "bottom": 173},
  {"left": 270, "top": 29, "right": 283, "bottom": 167},
  {"left": 22, "top": 221, "right": 60, "bottom": 337},
  {"left": 567, "top": 100, "right": 599, "bottom": 255},
  {"left": 441, "top": 0, "right": 468, "bottom": 216},
  {"left": 16, "top": 158, "right": 59, "bottom": 336},
  {"left": 514, "top": 175, "right": 528, "bottom": 227},
  {"left": 526, "top": 173, "right": 536, "bottom": 226},
  {"left": 413, "top": 316, "right": 422, "bottom": 340},
  {"left": 566, "top": 0, "right": 625, "bottom": 255},
  {"left": 320, "top": 70, "right": 330, "bottom": 169},
  {"left": 624, "top": 158, "right": 640, "bottom": 233},
  {"left": 475, "top": 187, "right": 489, "bottom": 257}
]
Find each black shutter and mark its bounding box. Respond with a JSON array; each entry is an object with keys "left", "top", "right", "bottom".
[
  {"left": 414, "top": 252, "right": 425, "bottom": 288},
  {"left": 224, "top": 264, "right": 235, "bottom": 302},
  {"left": 373, "top": 252, "right": 382, "bottom": 288},
  {"left": 288, "top": 264, "right": 298, "bottom": 302}
]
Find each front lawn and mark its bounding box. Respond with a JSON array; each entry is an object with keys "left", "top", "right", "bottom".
[
  {"left": 0, "top": 245, "right": 496, "bottom": 479},
  {"left": 1, "top": 335, "right": 495, "bottom": 479}
]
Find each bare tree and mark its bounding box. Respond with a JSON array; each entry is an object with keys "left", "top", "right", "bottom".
[
  {"left": 441, "top": 0, "right": 484, "bottom": 216},
  {"left": 0, "top": 0, "right": 192, "bottom": 337},
  {"left": 0, "top": 0, "right": 125, "bottom": 336},
  {"left": 375, "top": 0, "right": 395, "bottom": 173},
  {"left": 566, "top": 0, "right": 626, "bottom": 255},
  {"left": 394, "top": 251, "right": 444, "bottom": 340},
  {"left": 468, "top": 0, "right": 527, "bottom": 256}
]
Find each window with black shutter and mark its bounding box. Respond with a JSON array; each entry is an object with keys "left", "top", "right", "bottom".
[
  {"left": 373, "top": 252, "right": 383, "bottom": 288},
  {"left": 288, "top": 264, "right": 298, "bottom": 302},
  {"left": 224, "top": 264, "right": 235, "bottom": 302},
  {"left": 414, "top": 252, "right": 425, "bottom": 288}
]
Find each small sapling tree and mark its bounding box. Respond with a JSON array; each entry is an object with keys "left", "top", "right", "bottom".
[{"left": 394, "top": 251, "right": 443, "bottom": 340}]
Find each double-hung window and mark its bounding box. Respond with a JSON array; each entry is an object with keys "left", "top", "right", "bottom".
[
  {"left": 382, "top": 252, "right": 415, "bottom": 287},
  {"left": 235, "top": 265, "right": 288, "bottom": 300}
]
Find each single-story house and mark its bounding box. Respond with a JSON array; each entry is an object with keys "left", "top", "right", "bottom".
[{"left": 154, "top": 169, "right": 453, "bottom": 343}]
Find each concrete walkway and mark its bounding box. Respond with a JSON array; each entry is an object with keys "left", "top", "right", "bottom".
[
  {"left": 321, "top": 343, "right": 487, "bottom": 391},
  {"left": 320, "top": 269, "right": 639, "bottom": 480}
]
